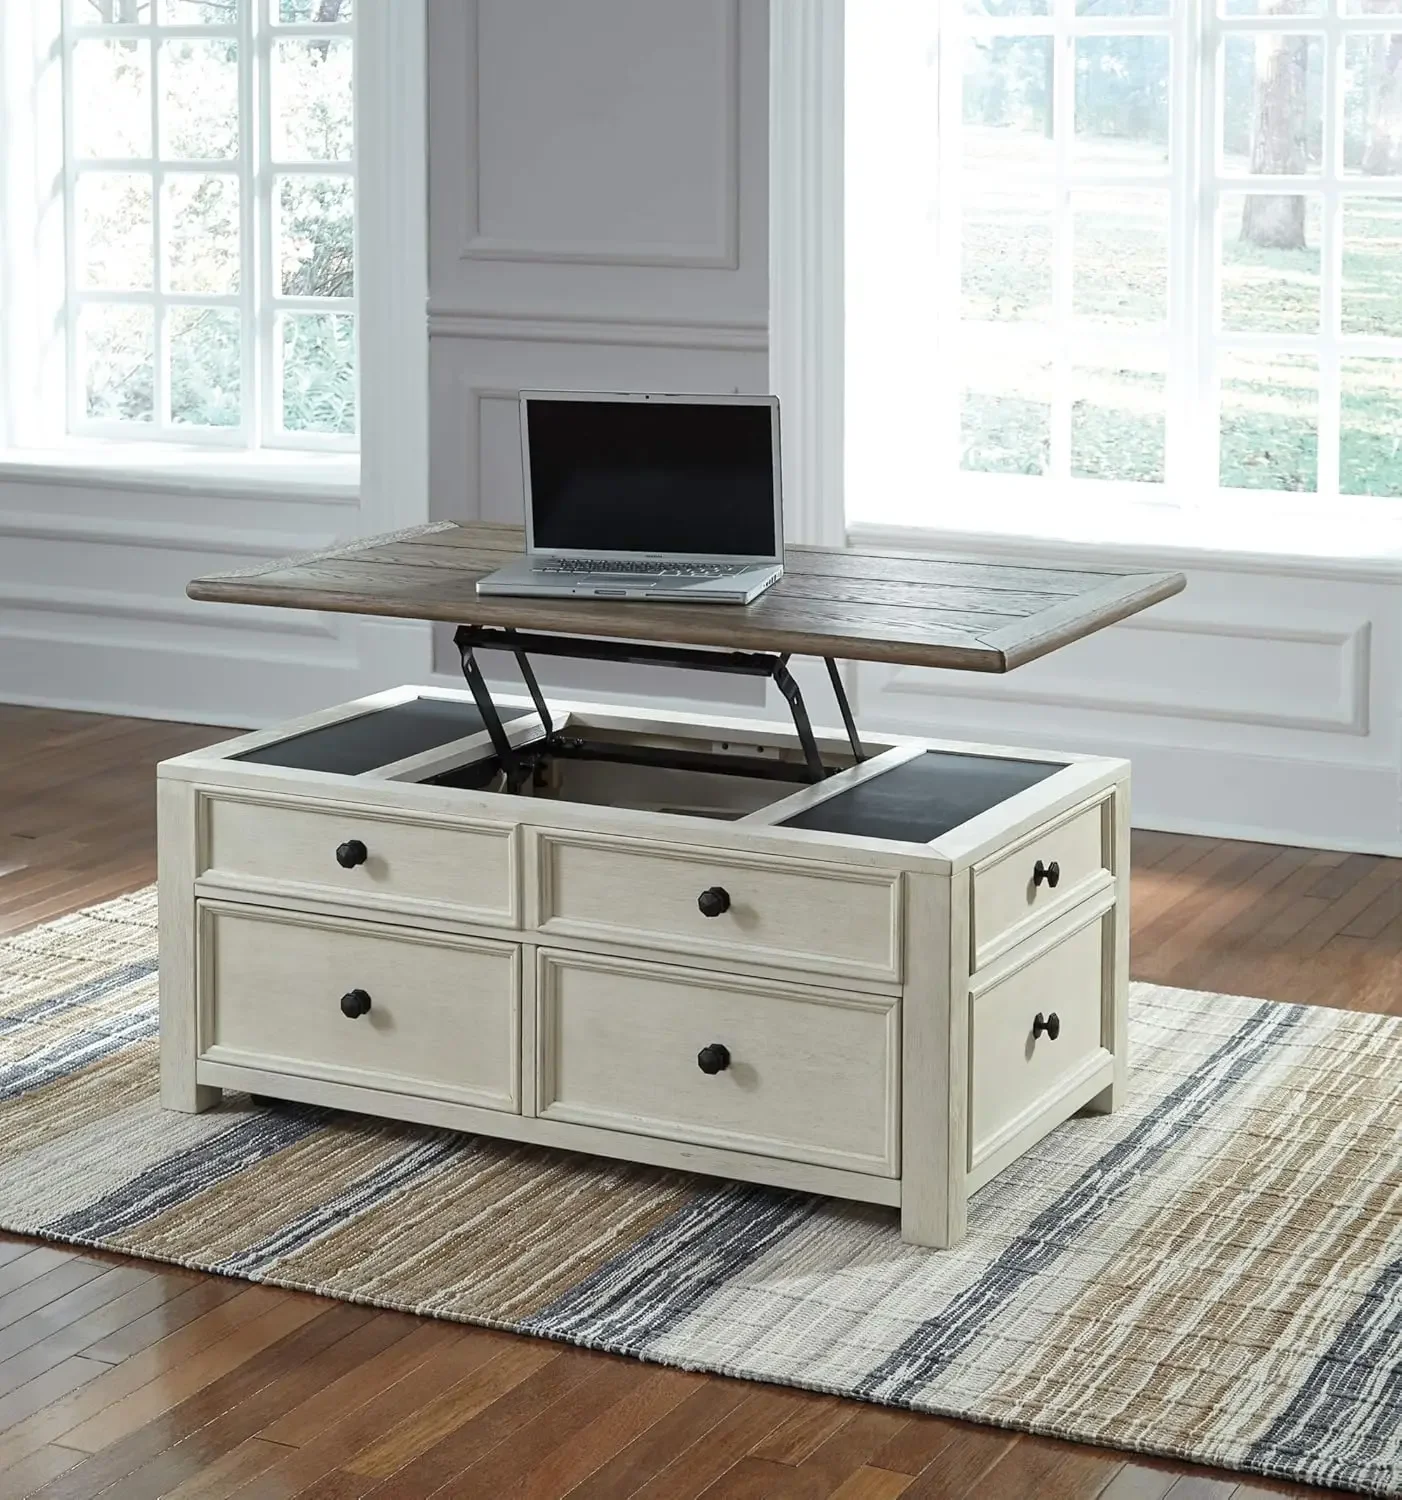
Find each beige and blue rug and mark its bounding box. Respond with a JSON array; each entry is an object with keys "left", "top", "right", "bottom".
[{"left": 2, "top": 889, "right": 1400, "bottom": 1496}]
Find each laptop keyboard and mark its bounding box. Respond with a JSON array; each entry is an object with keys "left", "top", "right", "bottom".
[{"left": 537, "top": 559, "right": 745, "bottom": 577}]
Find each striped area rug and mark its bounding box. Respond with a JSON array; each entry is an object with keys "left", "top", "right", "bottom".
[{"left": 3, "top": 891, "right": 1400, "bottom": 1496}]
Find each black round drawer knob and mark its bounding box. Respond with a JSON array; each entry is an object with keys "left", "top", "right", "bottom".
[
  {"left": 1032, "top": 858, "right": 1060, "bottom": 889},
  {"left": 340, "top": 988, "right": 372, "bottom": 1020},
  {"left": 697, "top": 887, "right": 731, "bottom": 918},
  {"left": 336, "top": 839, "right": 368, "bottom": 869},
  {"left": 697, "top": 1043, "right": 731, "bottom": 1074},
  {"left": 1032, "top": 1011, "right": 1060, "bottom": 1042}
]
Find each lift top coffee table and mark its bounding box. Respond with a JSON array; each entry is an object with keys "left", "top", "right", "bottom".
[{"left": 161, "top": 522, "right": 1184, "bottom": 1246}]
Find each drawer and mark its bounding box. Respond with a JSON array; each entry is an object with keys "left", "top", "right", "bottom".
[
  {"left": 198, "top": 902, "right": 519, "bottom": 1112},
  {"left": 535, "top": 949, "right": 899, "bottom": 1176},
  {"left": 969, "top": 907, "right": 1110, "bottom": 1164},
  {"left": 970, "top": 798, "right": 1109, "bottom": 967},
  {"left": 532, "top": 831, "right": 902, "bottom": 984},
  {"left": 202, "top": 793, "right": 517, "bottom": 927}
]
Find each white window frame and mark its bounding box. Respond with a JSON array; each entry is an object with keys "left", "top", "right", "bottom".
[
  {"left": 59, "top": 0, "right": 358, "bottom": 453},
  {"left": 813, "top": 0, "right": 1402, "bottom": 554}
]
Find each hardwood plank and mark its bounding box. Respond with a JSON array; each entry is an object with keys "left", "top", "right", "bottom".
[
  {"left": 563, "top": 1380, "right": 754, "bottom": 1500},
  {"left": 351, "top": 1346, "right": 616, "bottom": 1497},
  {"left": 625, "top": 1390, "right": 813, "bottom": 1500},
  {"left": 748, "top": 1393, "right": 853, "bottom": 1465},
  {"left": 1097, "top": 1464, "right": 1180, "bottom": 1500},
  {"left": 0, "top": 1288, "right": 300, "bottom": 1471},
  {"left": 0, "top": 1441, "right": 89, "bottom": 1496},
  {"left": 452, "top": 1363, "right": 699, "bottom": 1500},
  {"left": 218, "top": 1328, "right": 512, "bottom": 1500},
  {"left": 829, "top": 1467, "right": 915, "bottom": 1500},
  {"left": 62, "top": 1308, "right": 410, "bottom": 1500}
]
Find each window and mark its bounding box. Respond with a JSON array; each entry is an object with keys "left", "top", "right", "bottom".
[
  {"left": 845, "top": 2, "right": 1402, "bottom": 526},
  {"left": 61, "top": 0, "right": 356, "bottom": 450}
]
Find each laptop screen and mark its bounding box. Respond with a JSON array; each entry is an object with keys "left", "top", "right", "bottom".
[{"left": 524, "top": 396, "right": 778, "bottom": 558}]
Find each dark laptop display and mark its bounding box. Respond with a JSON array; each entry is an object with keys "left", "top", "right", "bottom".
[{"left": 526, "top": 398, "right": 777, "bottom": 557}]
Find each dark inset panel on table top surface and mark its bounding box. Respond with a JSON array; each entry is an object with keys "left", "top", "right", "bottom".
[
  {"left": 780, "top": 750, "right": 1062, "bottom": 844},
  {"left": 232, "top": 698, "right": 530, "bottom": 775}
]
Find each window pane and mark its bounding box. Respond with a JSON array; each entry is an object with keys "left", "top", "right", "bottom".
[
  {"left": 1223, "top": 0, "right": 1322, "bottom": 13},
  {"left": 1073, "top": 190, "right": 1168, "bottom": 326},
  {"left": 1220, "top": 352, "right": 1317, "bottom": 492},
  {"left": 80, "top": 304, "right": 154, "bottom": 423},
  {"left": 159, "top": 0, "right": 239, "bottom": 20},
  {"left": 278, "top": 0, "right": 354, "bottom": 19},
  {"left": 963, "top": 38, "right": 1053, "bottom": 177},
  {"left": 76, "top": 173, "right": 153, "bottom": 291},
  {"left": 164, "top": 174, "right": 240, "bottom": 293},
  {"left": 277, "top": 175, "right": 354, "bottom": 297},
  {"left": 1219, "top": 192, "right": 1321, "bottom": 332},
  {"left": 1344, "top": 35, "right": 1402, "bottom": 176},
  {"left": 280, "top": 312, "right": 356, "bottom": 433},
  {"left": 71, "top": 41, "right": 150, "bottom": 161},
  {"left": 961, "top": 356, "right": 1052, "bottom": 475},
  {"left": 962, "top": 191, "right": 1052, "bottom": 323},
  {"left": 159, "top": 39, "right": 239, "bottom": 161},
  {"left": 1072, "top": 363, "right": 1166, "bottom": 483},
  {"left": 271, "top": 39, "right": 354, "bottom": 162},
  {"left": 1344, "top": 0, "right": 1402, "bottom": 11},
  {"left": 1074, "top": 37, "right": 1171, "bottom": 173},
  {"left": 170, "top": 307, "right": 241, "bottom": 427},
  {"left": 1342, "top": 198, "right": 1402, "bottom": 337},
  {"left": 68, "top": 0, "right": 153, "bottom": 18},
  {"left": 1341, "top": 360, "right": 1402, "bottom": 497},
  {"left": 1222, "top": 36, "right": 1323, "bottom": 175},
  {"left": 1078, "top": 0, "right": 1167, "bottom": 13}
]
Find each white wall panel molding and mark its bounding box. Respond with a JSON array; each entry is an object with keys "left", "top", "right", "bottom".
[
  {"left": 0, "top": 510, "right": 338, "bottom": 562},
  {"left": 454, "top": 0, "right": 740, "bottom": 270},
  {"left": 849, "top": 521, "right": 1402, "bottom": 588},
  {"left": 0, "top": 584, "right": 335, "bottom": 640},
  {"left": 427, "top": 311, "right": 767, "bottom": 353},
  {"left": 769, "top": 0, "right": 844, "bottom": 545},
  {"left": 879, "top": 615, "right": 1372, "bottom": 738}
]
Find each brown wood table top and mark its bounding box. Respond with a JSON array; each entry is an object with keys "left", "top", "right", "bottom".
[{"left": 188, "top": 521, "right": 1185, "bottom": 672}]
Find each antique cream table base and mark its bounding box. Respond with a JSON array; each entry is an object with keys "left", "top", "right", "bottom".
[{"left": 158, "top": 685, "right": 1129, "bottom": 1249}]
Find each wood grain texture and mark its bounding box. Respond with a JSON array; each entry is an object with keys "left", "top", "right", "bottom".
[
  {"left": 184, "top": 521, "right": 1186, "bottom": 672},
  {"left": 0, "top": 704, "right": 1389, "bottom": 1498}
]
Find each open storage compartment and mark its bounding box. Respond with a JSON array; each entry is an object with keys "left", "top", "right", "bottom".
[{"left": 421, "top": 712, "right": 866, "bottom": 822}]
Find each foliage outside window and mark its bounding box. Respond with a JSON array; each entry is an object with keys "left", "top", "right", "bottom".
[
  {"left": 848, "top": 1, "right": 1402, "bottom": 512},
  {"left": 64, "top": 0, "right": 356, "bottom": 449}
]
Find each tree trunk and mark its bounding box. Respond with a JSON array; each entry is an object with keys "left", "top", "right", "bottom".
[
  {"left": 1241, "top": 0, "right": 1309, "bottom": 250},
  {"left": 1361, "top": 29, "right": 1402, "bottom": 176}
]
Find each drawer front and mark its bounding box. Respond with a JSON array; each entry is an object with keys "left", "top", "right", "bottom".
[
  {"left": 971, "top": 799, "right": 1109, "bottom": 967},
  {"left": 536, "top": 949, "right": 899, "bottom": 1176},
  {"left": 199, "top": 903, "right": 519, "bottom": 1111},
  {"left": 203, "top": 794, "right": 517, "bottom": 926},
  {"left": 533, "top": 831, "right": 902, "bottom": 983},
  {"left": 969, "top": 909, "right": 1110, "bottom": 1163}
]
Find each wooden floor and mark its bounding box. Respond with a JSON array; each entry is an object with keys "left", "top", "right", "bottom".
[{"left": 2, "top": 705, "right": 1397, "bottom": 1500}]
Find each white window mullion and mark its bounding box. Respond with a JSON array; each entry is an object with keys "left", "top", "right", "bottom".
[
  {"left": 1050, "top": 0, "right": 1074, "bottom": 484},
  {"left": 256, "top": 0, "right": 277, "bottom": 447},
  {"left": 240, "top": 0, "right": 260, "bottom": 447},
  {"left": 1316, "top": 20, "right": 1343, "bottom": 501},
  {"left": 1191, "top": 0, "right": 1220, "bottom": 507},
  {"left": 150, "top": 29, "right": 167, "bottom": 434}
]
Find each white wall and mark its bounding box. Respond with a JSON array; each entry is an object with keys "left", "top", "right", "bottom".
[{"left": 422, "top": 0, "right": 771, "bottom": 706}]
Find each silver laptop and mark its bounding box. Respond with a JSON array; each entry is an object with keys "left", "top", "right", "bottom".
[{"left": 476, "top": 391, "right": 784, "bottom": 605}]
